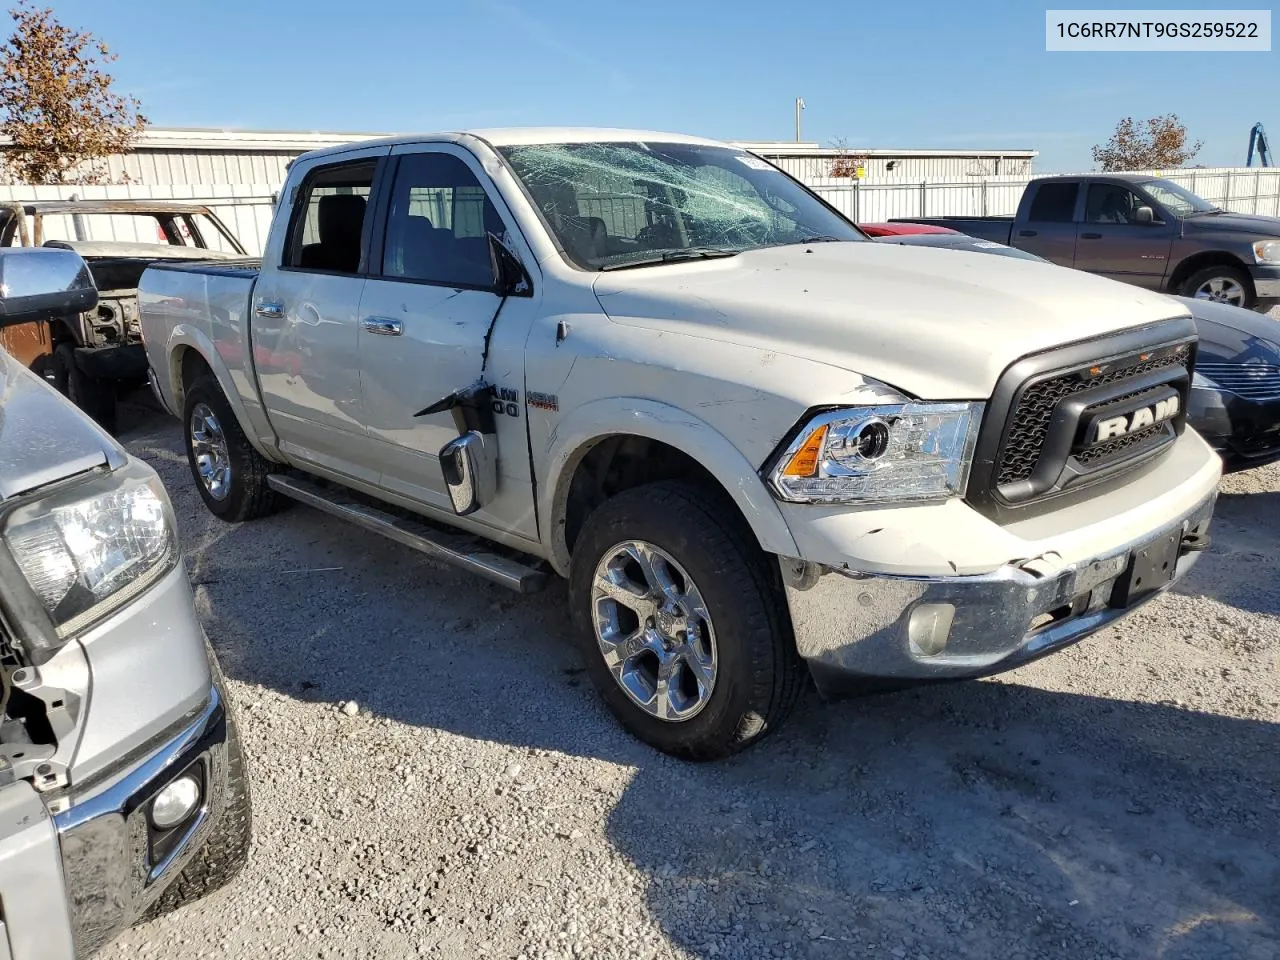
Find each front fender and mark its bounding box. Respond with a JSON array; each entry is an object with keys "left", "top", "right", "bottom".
[
  {"left": 161, "top": 324, "right": 282, "bottom": 462},
  {"left": 540, "top": 396, "right": 799, "bottom": 576}
]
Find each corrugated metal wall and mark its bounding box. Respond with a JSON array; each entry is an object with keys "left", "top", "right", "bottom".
[
  {"left": 102, "top": 149, "right": 300, "bottom": 186},
  {"left": 810, "top": 167, "right": 1280, "bottom": 222},
  {"left": 4, "top": 167, "right": 1277, "bottom": 256},
  {"left": 759, "top": 154, "right": 1037, "bottom": 182}
]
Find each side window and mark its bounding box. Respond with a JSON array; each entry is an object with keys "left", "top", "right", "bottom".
[
  {"left": 1085, "top": 184, "right": 1140, "bottom": 224},
  {"left": 1027, "top": 182, "right": 1079, "bottom": 223},
  {"left": 381, "top": 153, "right": 500, "bottom": 288},
  {"left": 285, "top": 160, "right": 375, "bottom": 274}
]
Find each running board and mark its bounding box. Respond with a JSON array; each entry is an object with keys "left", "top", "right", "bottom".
[{"left": 266, "top": 474, "right": 548, "bottom": 593}]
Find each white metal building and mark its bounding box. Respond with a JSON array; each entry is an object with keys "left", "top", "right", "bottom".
[
  {"left": 1, "top": 128, "right": 1036, "bottom": 188},
  {"left": 736, "top": 141, "right": 1038, "bottom": 182}
]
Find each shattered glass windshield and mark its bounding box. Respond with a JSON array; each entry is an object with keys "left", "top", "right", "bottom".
[{"left": 498, "top": 141, "right": 864, "bottom": 270}]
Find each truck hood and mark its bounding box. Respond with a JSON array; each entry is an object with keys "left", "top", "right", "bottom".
[
  {"left": 592, "top": 243, "right": 1193, "bottom": 399},
  {"left": 0, "top": 348, "right": 120, "bottom": 501},
  {"left": 1181, "top": 212, "right": 1280, "bottom": 238}
]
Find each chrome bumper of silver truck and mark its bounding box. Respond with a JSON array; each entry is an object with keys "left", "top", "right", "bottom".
[
  {"left": 783, "top": 490, "right": 1216, "bottom": 697},
  {"left": 0, "top": 684, "right": 228, "bottom": 959}
]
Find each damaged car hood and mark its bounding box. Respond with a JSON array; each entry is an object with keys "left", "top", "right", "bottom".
[
  {"left": 592, "top": 242, "right": 1194, "bottom": 399},
  {"left": 0, "top": 348, "right": 121, "bottom": 501}
]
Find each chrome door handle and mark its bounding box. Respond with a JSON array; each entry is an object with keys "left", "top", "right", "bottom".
[
  {"left": 255, "top": 301, "right": 284, "bottom": 319},
  {"left": 361, "top": 316, "right": 404, "bottom": 337}
]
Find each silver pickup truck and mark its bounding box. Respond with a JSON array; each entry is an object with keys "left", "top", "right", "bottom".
[
  {"left": 0, "top": 248, "right": 250, "bottom": 958},
  {"left": 141, "top": 128, "right": 1221, "bottom": 760}
]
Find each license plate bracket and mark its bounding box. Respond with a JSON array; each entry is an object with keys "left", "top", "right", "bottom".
[{"left": 1109, "top": 529, "right": 1182, "bottom": 608}]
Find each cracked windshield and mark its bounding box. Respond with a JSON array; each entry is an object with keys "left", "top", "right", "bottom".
[{"left": 499, "top": 141, "right": 863, "bottom": 269}]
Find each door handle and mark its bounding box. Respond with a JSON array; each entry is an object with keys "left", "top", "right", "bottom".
[
  {"left": 255, "top": 301, "right": 284, "bottom": 320},
  {"left": 361, "top": 316, "right": 404, "bottom": 337},
  {"left": 1080, "top": 232, "right": 1102, "bottom": 240},
  {"left": 1018, "top": 230, "right": 1037, "bottom": 237}
]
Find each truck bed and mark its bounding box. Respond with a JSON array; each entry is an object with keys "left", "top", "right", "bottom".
[
  {"left": 889, "top": 217, "right": 1015, "bottom": 244},
  {"left": 138, "top": 258, "right": 263, "bottom": 424}
]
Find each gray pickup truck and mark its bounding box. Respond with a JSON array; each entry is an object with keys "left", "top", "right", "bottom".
[
  {"left": 0, "top": 247, "right": 250, "bottom": 958},
  {"left": 897, "top": 174, "right": 1280, "bottom": 311}
]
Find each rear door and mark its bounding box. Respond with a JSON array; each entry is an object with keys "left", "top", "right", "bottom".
[
  {"left": 1072, "top": 182, "right": 1176, "bottom": 289},
  {"left": 355, "top": 143, "right": 539, "bottom": 541},
  {"left": 1011, "top": 181, "right": 1080, "bottom": 266},
  {"left": 250, "top": 146, "right": 389, "bottom": 483}
]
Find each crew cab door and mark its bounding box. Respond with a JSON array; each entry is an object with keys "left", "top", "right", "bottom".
[
  {"left": 1010, "top": 180, "right": 1080, "bottom": 266},
  {"left": 1072, "top": 182, "right": 1176, "bottom": 289},
  {"left": 250, "top": 146, "right": 390, "bottom": 483},
  {"left": 355, "top": 144, "right": 539, "bottom": 542}
]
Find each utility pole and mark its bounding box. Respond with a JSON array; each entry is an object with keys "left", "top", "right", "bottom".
[{"left": 795, "top": 97, "right": 805, "bottom": 142}]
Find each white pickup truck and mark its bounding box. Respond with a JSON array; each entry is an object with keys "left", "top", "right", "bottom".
[{"left": 140, "top": 128, "right": 1221, "bottom": 760}]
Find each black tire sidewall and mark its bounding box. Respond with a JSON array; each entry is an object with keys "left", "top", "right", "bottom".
[
  {"left": 569, "top": 482, "right": 792, "bottom": 759},
  {"left": 1182, "top": 265, "right": 1256, "bottom": 310},
  {"left": 182, "top": 375, "right": 265, "bottom": 521},
  {"left": 53, "top": 343, "right": 117, "bottom": 432}
]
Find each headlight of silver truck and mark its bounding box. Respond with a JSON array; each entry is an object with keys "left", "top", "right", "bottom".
[
  {"left": 767, "top": 402, "right": 983, "bottom": 504},
  {"left": 2, "top": 460, "right": 178, "bottom": 651},
  {"left": 1253, "top": 240, "right": 1280, "bottom": 265}
]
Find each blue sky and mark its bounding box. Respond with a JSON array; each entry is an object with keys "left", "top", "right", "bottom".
[{"left": 35, "top": 0, "right": 1276, "bottom": 171}]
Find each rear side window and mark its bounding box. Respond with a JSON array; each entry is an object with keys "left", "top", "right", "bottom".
[
  {"left": 380, "top": 152, "right": 501, "bottom": 288},
  {"left": 285, "top": 161, "right": 376, "bottom": 274},
  {"left": 1027, "top": 182, "right": 1079, "bottom": 223}
]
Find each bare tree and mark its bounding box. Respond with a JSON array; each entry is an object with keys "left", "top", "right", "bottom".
[
  {"left": 828, "top": 136, "right": 870, "bottom": 179},
  {"left": 0, "top": 1, "right": 146, "bottom": 184},
  {"left": 1092, "top": 115, "right": 1202, "bottom": 172}
]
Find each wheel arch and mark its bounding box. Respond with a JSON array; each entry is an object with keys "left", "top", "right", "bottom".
[
  {"left": 540, "top": 397, "right": 799, "bottom": 577},
  {"left": 1167, "top": 251, "right": 1252, "bottom": 295},
  {"left": 162, "top": 325, "right": 282, "bottom": 462}
]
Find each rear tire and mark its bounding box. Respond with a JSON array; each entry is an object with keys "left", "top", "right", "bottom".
[
  {"left": 51, "top": 343, "right": 118, "bottom": 433},
  {"left": 183, "top": 374, "right": 280, "bottom": 522},
  {"left": 1181, "top": 265, "right": 1256, "bottom": 310},
  {"left": 569, "top": 480, "right": 804, "bottom": 760}
]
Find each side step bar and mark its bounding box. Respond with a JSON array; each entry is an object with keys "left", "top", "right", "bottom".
[{"left": 266, "top": 474, "right": 548, "bottom": 594}]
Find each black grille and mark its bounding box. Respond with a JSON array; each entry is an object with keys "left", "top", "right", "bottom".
[
  {"left": 997, "top": 353, "right": 1187, "bottom": 486},
  {"left": 1075, "top": 421, "right": 1166, "bottom": 465}
]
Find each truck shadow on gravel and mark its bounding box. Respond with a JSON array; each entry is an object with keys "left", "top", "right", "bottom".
[{"left": 117, "top": 398, "right": 1279, "bottom": 960}]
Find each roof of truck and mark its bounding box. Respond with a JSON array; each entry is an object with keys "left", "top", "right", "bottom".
[{"left": 293, "top": 127, "right": 734, "bottom": 163}]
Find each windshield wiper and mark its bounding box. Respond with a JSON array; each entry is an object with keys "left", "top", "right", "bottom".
[
  {"left": 599, "top": 247, "right": 743, "bottom": 271},
  {"left": 789, "top": 235, "right": 845, "bottom": 244}
]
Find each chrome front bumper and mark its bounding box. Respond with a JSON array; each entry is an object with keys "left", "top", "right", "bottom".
[
  {"left": 783, "top": 491, "right": 1216, "bottom": 697},
  {"left": 0, "top": 684, "right": 229, "bottom": 960}
]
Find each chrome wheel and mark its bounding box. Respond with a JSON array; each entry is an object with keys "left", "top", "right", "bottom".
[
  {"left": 591, "top": 540, "right": 718, "bottom": 722},
  {"left": 1194, "top": 276, "right": 1247, "bottom": 306},
  {"left": 190, "top": 402, "right": 232, "bottom": 501}
]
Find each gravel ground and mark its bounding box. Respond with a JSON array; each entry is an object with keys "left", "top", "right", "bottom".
[{"left": 99, "top": 393, "right": 1279, "bottom": 960}]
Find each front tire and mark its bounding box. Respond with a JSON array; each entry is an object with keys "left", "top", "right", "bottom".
[
  {"left": 1181, "top": 264, "right": 1256, "bottom": 310},
  {"left": 51, "top": 343, "right": 118, "bottom": 433},
  {"left": 569, "top": 480, "right": 804, "bottom": 760},
  {"left": 183, "top": 374, "right": 280, "bottom": 522}
]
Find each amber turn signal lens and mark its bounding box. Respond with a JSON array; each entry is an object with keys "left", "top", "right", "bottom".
[{"left": 783, "top": 425, "right": 828, "bottom": 477}]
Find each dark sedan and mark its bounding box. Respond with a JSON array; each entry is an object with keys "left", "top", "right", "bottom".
[{"left": 879, "top": 232, "right": 1280, "bottom": 470}]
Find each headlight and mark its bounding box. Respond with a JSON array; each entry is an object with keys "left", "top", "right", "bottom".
[
  {"left": 1191, "top": 370, "right": 1220, "bottom": 389},
  {"left": 1254, "top": 240, "right": 1280, "bottom": 265},
  {"left": 767, "top": 402, "right": 983, "bottom": 504},
  {"left": 2, "top": 460, "right": 178, "bottom": 651}
]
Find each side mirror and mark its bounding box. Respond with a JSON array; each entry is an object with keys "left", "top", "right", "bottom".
[
  {"left": 487, "top": 233, "right": 532, "bottom": 298},
  {"left": 0, "top": 247, "right": 97, "bottom": 328},
  {"left": 438, "top": 430, "right": 498, "bottom": 516},
  {"left": 1134, "top": 206, "right": 1156, "bottom": 225}
]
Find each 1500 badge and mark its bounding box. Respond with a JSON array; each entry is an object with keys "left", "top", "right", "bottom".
[{"left": 493, "top": 387, "right": 520, "bottom": 418}]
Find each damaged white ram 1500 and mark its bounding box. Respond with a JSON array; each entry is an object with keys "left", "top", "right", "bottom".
[{"left": 139, "top": 129, "right": 1221, "bottom": 759}]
